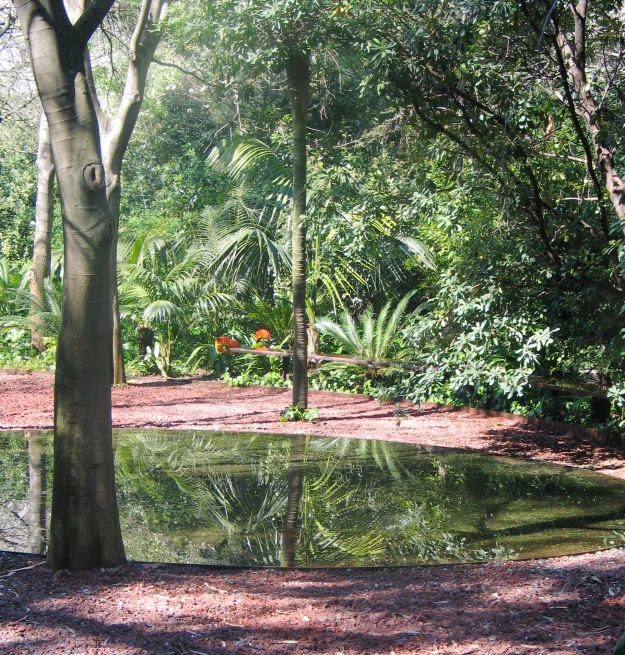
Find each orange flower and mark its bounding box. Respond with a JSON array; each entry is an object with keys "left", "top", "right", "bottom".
[
  {"left": 255, "top": 328, "right": 271, "bottom": 341},
  {"left": 215, "top": 336, "right": 238, "bottom": 354}
]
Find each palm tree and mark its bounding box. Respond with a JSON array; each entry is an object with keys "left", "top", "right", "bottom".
[{"left": 286, "top": 49, "right": 311, "bottom": 409}]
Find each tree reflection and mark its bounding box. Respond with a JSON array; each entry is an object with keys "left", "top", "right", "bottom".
[
  {"left": 280, "top": 436, "right": 305, "bottom": 567},
  {"left": 0, "top": 431, "right": 49, "bottom": 554},
  {"left": 26, "top": 431, "right": 47, "bottom": 554}
]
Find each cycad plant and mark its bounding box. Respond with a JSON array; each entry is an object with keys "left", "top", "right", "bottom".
[{"left": 315, "top": 291, "right": 416, "bottom": 362}]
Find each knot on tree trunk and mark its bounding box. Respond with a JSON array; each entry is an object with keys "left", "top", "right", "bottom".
[{"left": 82, "top": 162, "right": 105, "bottom": 190}]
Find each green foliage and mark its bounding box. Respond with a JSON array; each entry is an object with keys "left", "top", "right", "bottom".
[
  {"left": 118, "top": 233, "right": 238, "bottom": 377},
  {"left": 1, "top": 0, "right": 624, "bottom": 433},
  {"left": 197, "top": 186, "right": 290, "bottom": 293},
  {"left": 0, "top": 140, "right": 36, "bottom": 262},
  {"left": 359, "top": 0, "right": 625, "bottom": 298},
  {"left": 279, "top": 404, "right": 320, "bottom": 422},
  {"left": 207, "top": 134, "right": 436, "bottom": 318},
  {"left": 397, "top": 274, "right": 558, "bottom": 407},
  {"left": 208, "top": 136, "right": 291, "bottom": 196},
  {"left": 245, "top": 296, "right": 294, "bottom": 348},
  {"left": 0, "top": 255, "right": 61, "bottom": 370},
  {"left": 0, "top": 329, "right": 56, "bottom": 371},
  {"left": 120, "top": 84, "right": 227, "bottom": 241},
  {"left": 316, "top": 291, "right": 416, "bottom": 361}
]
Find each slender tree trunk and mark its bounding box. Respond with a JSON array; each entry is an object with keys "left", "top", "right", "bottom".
[
  {"left": 106, "top": 182, "right": 126, "bottom": 383},
  {"left": 29, "top": 112, "right": 55, "bottom": 353},
  {"left": 548, "top": 6, "right": 625, "bottom": 291},
  {"left": 286, "top": 51, "right": 310, "bottom": 410},
  {"left": 25, "top": 431, "right": 48, "bottom": 555},
  {"left": 14, "top": 0, "right": 125, "bottom": 570},
  {"left": 92, "top": 0, "right": 169, "bottom": 385},
  {"left": 280, "top": 435, "right": 306, "bottom": 568}
]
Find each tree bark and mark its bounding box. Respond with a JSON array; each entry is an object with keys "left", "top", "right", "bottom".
[
  {"left": 25, "top": 431, "right": 48, "bottom": 555},
  {"left": 14, "top": 0, "right": 125, "bottom": 570},
  {"left": 548, "top": 3, "right": 625, "bottom": 291},
  {"left": 29, "top": 112, "right": 55, "bottom": 353},
  {"left": 286, "top": 51, "right": 310, "bottom": 410}
]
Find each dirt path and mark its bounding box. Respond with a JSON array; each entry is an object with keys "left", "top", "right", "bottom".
[{"left": 1, "top": 370, "right": 625, "bottom": 654}]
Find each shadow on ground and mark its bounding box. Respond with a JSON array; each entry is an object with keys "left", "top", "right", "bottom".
[{"left": 1, "top": 550, "right": 623, "bottom": 654}]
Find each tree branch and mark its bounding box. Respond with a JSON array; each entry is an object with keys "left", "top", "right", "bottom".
[
  {"left": 129, "top": 0, "right": 152, "bottom": 55},
  {"left": 579, "top": 273, "right": 625, "bottom": 297},
  {"left": 0, "top": 10, "right": 14, "bottom": 38},
  {"left": 84, "top": 48, "right": 105, "bottom": 126},
  {"left": 524, "top": 161, "right": 562, "bottom": 266},
  {"left": 74, "top": 0, "right": 116, "bottom": 45},
  {"left": 105, "top": 0, "right": 168, "bottom": 175},
  {"left": 550, "top": 22, "right": 610, "bottom": 241},
  {"left": 152, "top": 56, "right": 209, "bottom": 85}
]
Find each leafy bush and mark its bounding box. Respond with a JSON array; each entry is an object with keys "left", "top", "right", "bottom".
[
  {"left": 393, "top": 274, "right": 558, "bottom": 409},
  {"left": 0, "top": 330, "right": 56, "bottom": 370}
]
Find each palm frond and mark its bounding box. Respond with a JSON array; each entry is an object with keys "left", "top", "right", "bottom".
[
  {"left": 207, "top": 136, "right": 291, "bottom": 197},
  {"left": 395, "top": 235, "right": 437, "bottom": 271},
  {"left": 142, "top": 299, "right": 181, "bottom": 323}
]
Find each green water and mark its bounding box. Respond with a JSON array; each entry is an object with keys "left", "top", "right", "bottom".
[{"left": 2, "top": 429, "right": 625, "bottom": 567}]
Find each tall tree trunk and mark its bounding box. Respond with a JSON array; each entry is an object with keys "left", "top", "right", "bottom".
[
  {"left": 280, "top": 435, "right": 306, "bottom": 567},
  {"left": 286, "top": 51, "right": 310, "bottom": 410},
  {"left": 105, "top": 178, "right": 125, "bottom": 384},
  {"left": 29, "top": 112, "right": 55, "bottom": 353},
  {"left": 14, "top": 0, "right": 125, "bottom": 570},
  {"left": 88, "top": 0, "right": 169, "bottom": 385},
  {"left": 25, "top": 431, "right": 47, "bottom": 555}
]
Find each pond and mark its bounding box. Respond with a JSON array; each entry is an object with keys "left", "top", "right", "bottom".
[{"left": 2, "top": 430, "right": 625, "bottom": 567}]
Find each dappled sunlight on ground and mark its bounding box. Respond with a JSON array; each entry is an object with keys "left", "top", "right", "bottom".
[{"left": 1, "top": 549, "right": 624, "bottom": 653}]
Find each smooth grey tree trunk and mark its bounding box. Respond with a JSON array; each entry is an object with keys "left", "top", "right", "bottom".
[
  {"left": 86, "top": 0, "right": 169, "bottom": 385},
  {"left": 25, "top": 431, "right": 47, "bottom": 555},
  {"left": 286, "top": 51, "right": 310, "bottom": 410},
  {"left": 13, "top": 0, "right": 125, "bottom": 570},
  {"left": 28, "top": 112, "right": 55, "bottom": 353}
]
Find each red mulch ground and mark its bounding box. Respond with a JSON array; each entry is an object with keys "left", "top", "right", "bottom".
[{"left": 1, "top": 370, "right": 625, "bottom": 654}]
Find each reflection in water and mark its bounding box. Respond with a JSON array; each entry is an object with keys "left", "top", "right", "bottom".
[
  {"left": 280, "top": 436, "right": 305, "bottom": 567},
  {"left": 1, "top": 429, "right": 625, "bottom": 567},
  {"left": 26, "top": 432, "right": 47, "bottom": 554}
]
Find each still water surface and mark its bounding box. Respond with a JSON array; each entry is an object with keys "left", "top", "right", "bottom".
[{"left": 2, "top": 429, "right": 625, "bottom": 567}]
